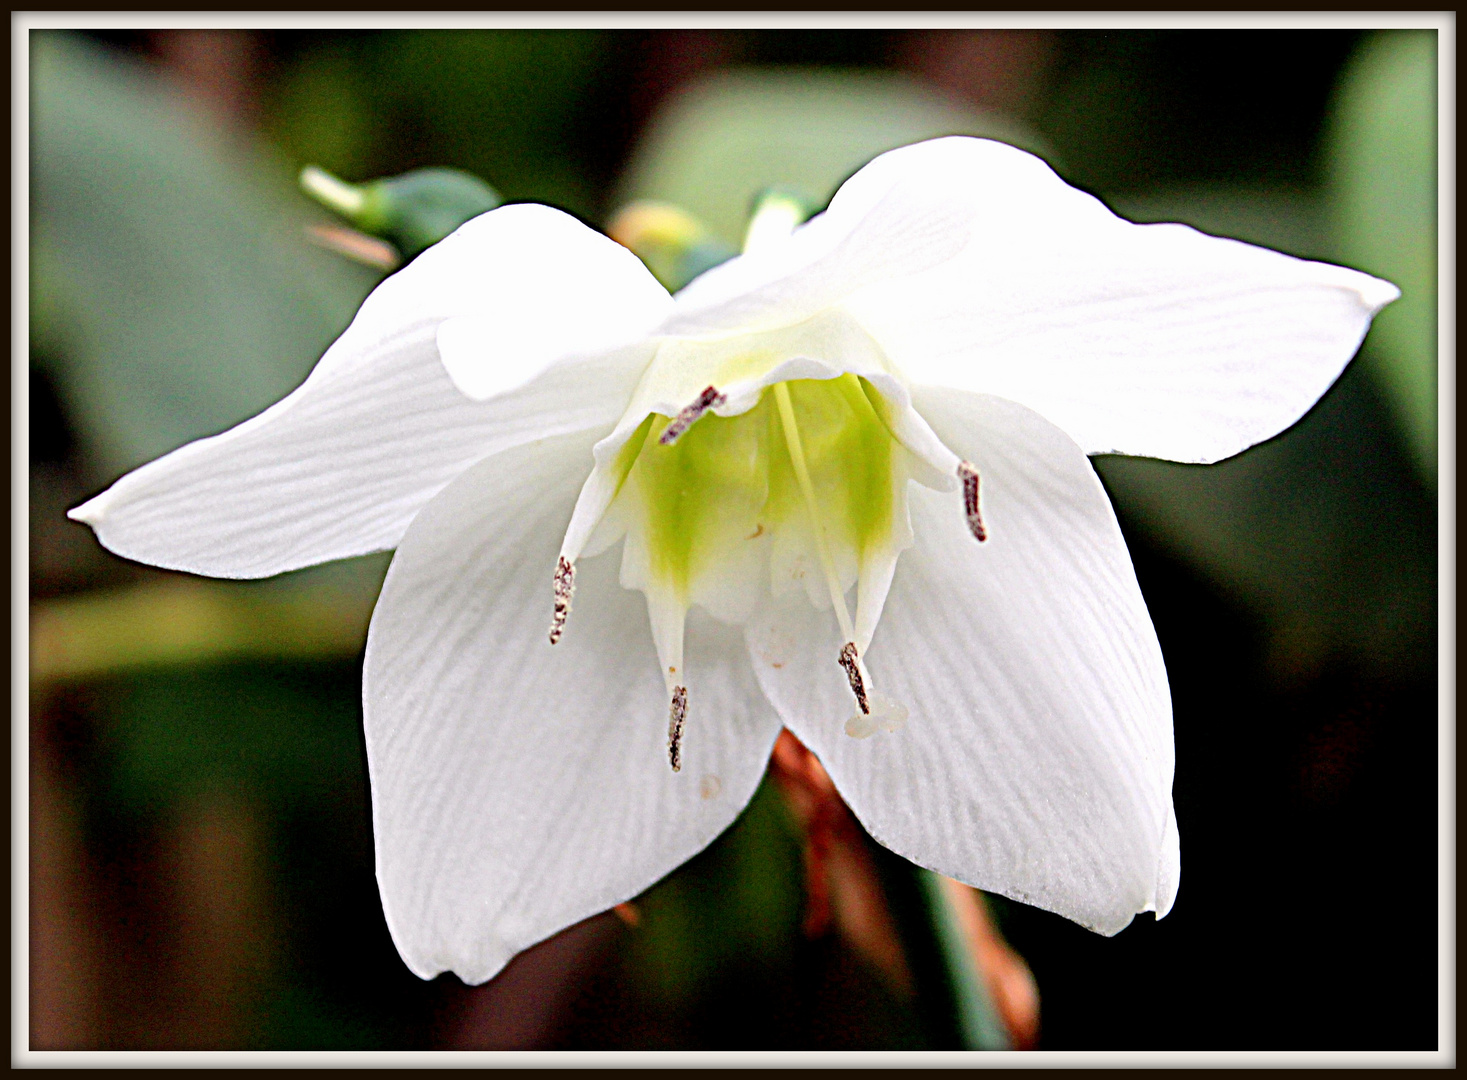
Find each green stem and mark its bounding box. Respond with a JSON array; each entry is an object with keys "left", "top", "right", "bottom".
[{"left": 868, "top": 841, "right": 1010, "bottom": 1050}]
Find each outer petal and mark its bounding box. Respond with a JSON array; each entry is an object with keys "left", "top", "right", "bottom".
[
  {"left": 839, "top": 137, "right": 1398, "bottom": 464},
  {"left": 656, "top": 143, "right": 973, "bottom": 339},
  {"left": 364, "top": 429, "right": 782, "bottom": 984},
  {"left": 745, "top": 388, "right": 1176, "bottom": 935},
  {"left": 69, "top": 204, "right": 671, "bottom": 578}
]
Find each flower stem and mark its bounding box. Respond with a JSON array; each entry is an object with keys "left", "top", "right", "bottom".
[{"left": 868, "top": 842, "right": 1011, "bottom": 1050}]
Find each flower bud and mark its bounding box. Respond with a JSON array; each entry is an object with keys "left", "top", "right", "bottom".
[
  {"left": 605, "top": 200, "right": 737, "bottom": 293},
  {"left": 743, "top": 186, "right": 819, "bottom": 253},
  {"left": 300, "top": 165, "right": 502, "bottom": 260}
]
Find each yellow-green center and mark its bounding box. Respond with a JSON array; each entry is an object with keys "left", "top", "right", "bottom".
[{"left": 619, "top": 374, "right": 897, "bottom": 605}]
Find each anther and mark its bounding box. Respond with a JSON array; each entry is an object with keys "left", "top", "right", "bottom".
[
  {"left": 667, "top": 685, "right": 688, "bottom": 772},
  {"left": 549, "top": 556, "right": 575, "bottom": 644},
  {"left": 957, "top": 460, "right": 987, "bottom": 542},
  {"left": 837, "top": 643, "right": 871, "bottom": 715},
  {"left": 659, "top": 386, "right": 727, "bottom": 445}
]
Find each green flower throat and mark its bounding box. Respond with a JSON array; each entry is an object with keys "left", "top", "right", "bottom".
[{"left": 622, "top": 374, "right": 897, "bottom": 606}]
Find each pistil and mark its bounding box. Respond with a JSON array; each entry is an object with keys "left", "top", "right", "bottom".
[{"left": 772, "top": 381, "right": 876, "bottom": 716}]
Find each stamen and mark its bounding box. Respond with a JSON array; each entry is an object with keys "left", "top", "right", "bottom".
[
  {"left": 774, "top": 383, "right": 889, "bottom": 720},
  {"left": 667, "top": 685, "right": 688, "bottom": 772},
  {"left": 659, "top": 386, "right": 727, "bottom": 445},
  {"left": 549, "top": 556, "right": 575, "bottom": 644},
  {"left": 837, "top": 642, "right": 871, "bottom": 715},
  {"left": 957, "top": 460, "right": 987, "bottom": 542}
]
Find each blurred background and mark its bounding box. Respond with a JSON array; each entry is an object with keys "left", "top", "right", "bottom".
[{"left": 28, "top": 27, "right": 1439, "bottom": 1051}]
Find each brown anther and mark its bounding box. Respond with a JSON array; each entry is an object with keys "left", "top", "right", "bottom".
[
  {"left": 549, "top": 556, "right": 574, "bottom": 644},
  {"left": 837, "top": 643, "right": 870, "bottom": 715},
  {"left": 659, "top": 386, "right": 727, "bottom": 445},
  {"left": 667, "top": 685, "right": 688, "bottom": 772},
  {"left": 958, "top": 460, "right": 987, "bottom": 542}
]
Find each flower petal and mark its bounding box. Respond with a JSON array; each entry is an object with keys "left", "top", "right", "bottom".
[
  {"left": 657, "top": 144, "right": 974, "bottom": 339},
  {"left": 69, "top": 203, "right": 671, "bottom": 578},
  {"left": 434, "top": 208, "right": 671, "bottom": 401},
  {"left": 839, "top": 137, "right": 1398, "bottom": 463},
  {"left": 364, "top": 429, "right": 782, "bottom": 984},
  {"left": 745, "top": 388, "right": 1176, "bottom": 935}
]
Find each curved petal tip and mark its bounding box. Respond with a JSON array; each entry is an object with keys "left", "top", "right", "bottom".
[
  {"left": 1152, "top": 806, "right": 1181, "bottom": 921},
  {"left": 67, "top": 492, "right": 107, "bottom": 526},
  {"left": 1358, "top": 273, "right": 1402, "bottom": 313}
]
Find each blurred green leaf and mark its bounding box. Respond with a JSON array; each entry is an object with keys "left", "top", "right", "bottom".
[
  {"left": 1325, "top": 30, "right": 1437, "bottom": 487},
  {"left": 268, "top": 42, "right": 377, "bottom": 180},
  {"left": 618, "top": 68, "right": 1055, "bottom": 247},
  {"left": 1111, "top": 184, "right": 1327, "bottom": 262},
  {"left": 30, "top": 32, "right": 382, "bottom": 481},
  {"left": 30, "top": 577, "right": 376, "bottom": 685},
  {"left": 270, "top": 31, "right": 608, "bottom": 220},
  {"left": 90, "top": 659, "right": 365, "bottom": 819},
  {"left": 626, "top": 775, "right": 804, "bottom": 1004},
  {"left": 384, "top": 30, "right": 606, "bottom": 215}
]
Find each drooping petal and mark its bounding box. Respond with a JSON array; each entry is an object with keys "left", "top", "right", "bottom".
[
  {"left": 836, "top": 137, "right": 1398, "bottom": 464},
  {"left": 69, "top": 204, "right": 671, "bottom": 578},
  {"left": 1157, "top": 805, "right": 1180, "bottom": 919},
  {"left": 745, "top": 388, "right": 1176, "bottom": 935},
  {"left": 364, "top": 429, "right": 782, "bottom": 984}
]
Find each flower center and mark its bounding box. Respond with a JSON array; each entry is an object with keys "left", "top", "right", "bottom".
[
  {"left": 646, "top": 373, "right": 917, "bottom": 757},
  {"left": 550, "top": 309, "right": 981, "bottom": 770},
  {"left": 631, "top": 374, "right": 895, "bottom": 625}
]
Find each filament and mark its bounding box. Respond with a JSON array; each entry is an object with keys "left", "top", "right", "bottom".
[{"left": 772, "top": 382, "right": 858, "bottom": 646}]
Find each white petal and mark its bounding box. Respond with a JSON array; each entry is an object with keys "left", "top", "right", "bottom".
[
  {"left": 745, "top": 388, "right": 1176, "bottom": 935},
  {"left": 840, "top": 137, "right": 1398, "bottom": 463},
  {"left": 852, "top": 447, "right": 924, "bottom": 653},
  {"left": 1155, "top": 805, "right": 1180, "bottom": 919},
  {"left": 435, "top": 207, "right": 671, "bottom": 401},
  {"left": 69, "top": 204, "right": 670, "bottom": 578},
  {"left": 364, "top": 429, "right": 782, "bottom": 984},
  {"left": 657, "top": 143, "right": 974, "bottom": 339}
]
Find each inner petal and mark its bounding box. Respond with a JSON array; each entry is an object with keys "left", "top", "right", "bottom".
[
  {"left": 592, "top": 309, "right": 962, "bottom": 486},
  {"left": 628, "top": 376, "right": 902, "bottom": 624}
]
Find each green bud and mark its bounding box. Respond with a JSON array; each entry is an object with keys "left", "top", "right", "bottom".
[
  {"left": 743, "top": 186, "right": 820, "bottom": 252},
  {"left": 300, "top": 165, "right": 502, "bottom": 260}
]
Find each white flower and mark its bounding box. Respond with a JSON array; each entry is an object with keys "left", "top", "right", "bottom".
[{"left": 69, "top": 137, "right": 1397, "bottom": 984}]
